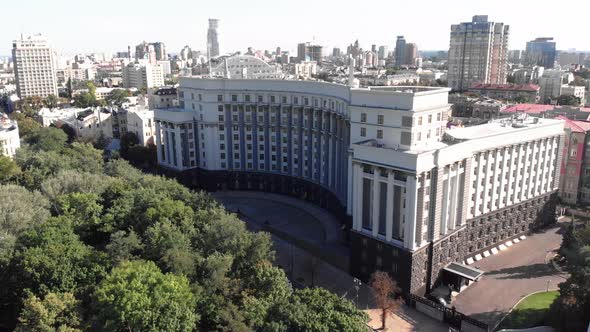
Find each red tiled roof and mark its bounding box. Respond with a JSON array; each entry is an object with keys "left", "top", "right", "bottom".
[
  {"left": 469, "top": 83, "right": 540, "bottom": 92},
  {"left": 555, "top": 116, "right": 590, "bottom": 133},
  {"left": 502, "top": 104, "right": 590, "bottom": 114}
]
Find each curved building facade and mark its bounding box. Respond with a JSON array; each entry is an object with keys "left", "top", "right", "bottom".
[{"left": 155, "top": 78, "right": 563, "bottom": 295}]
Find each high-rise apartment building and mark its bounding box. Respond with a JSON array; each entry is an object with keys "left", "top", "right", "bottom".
[
  {"left": 207, "top": 19, "right": 220, "bottom": 58},
  {"left": 525, "top": 38, "right": 556, "bottom": 69},
  {"left": 404, "top": 43, "right": 418, "bottom": 66},
  {"left": 154, "top": 78, "right": 563, "bottom": 295},
  {"left": 448, "top": 15, "right": 510, "bottom": 91},
  {"left": 378, "top": 46, "right": 389, "bottom": 60},
  {"left": 12, "top": 34, "right": 58, "bottom": 98},
  {"left": 136, "top": 41, "right": 167, "bottom": 62},
  {"left": 332, "top": 48, "right": 342, "bottom": 57},
  {"left": 297, "top": 42, "right": 323, "bottom": 62},
  {"left": 122, "top": 61, "right": 165, "bottom": 90},
  {"left": 394, "top": 36, "right": 406, "bottom": 67}
]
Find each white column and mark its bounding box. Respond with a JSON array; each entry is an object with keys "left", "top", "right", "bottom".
[
  {"left": 372, "top": 168, "right": 380, "bottom": 238},
  {"left": 175, "top": 126, "right": 183, "bottom": 170},
  {"left": 440, "top": 169, "right": 451, "bottom": 234},
  {"left": 353, "top": 163, "right": 363, "bottom": 231},
  {"left": 404, "top": 176, "right": 419, "bottom": 250},
  {"left": 347, "top": 153, "right": 354, "bottom": 215},
  {"left": 155, "top": 121, "right": 162, "bottom": 165},
  {"left": 386, "top": 171, "right": 394, "bottom": 242},
  {"left": 449, "top": 163, "right": 461, "bottom": 230}
]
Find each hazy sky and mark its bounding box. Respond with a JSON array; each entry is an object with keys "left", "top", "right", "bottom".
[{"left": 1, "top": 0, "right": 589, "bottom": 57}]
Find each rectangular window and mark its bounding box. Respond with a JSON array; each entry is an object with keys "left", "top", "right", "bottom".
[
  {"left": 362, "top": 178, "right": 373, "bottom": 231},
  {"left": 360, "top": 127, "right": 366, "bottom": 137},
  {"left": 360, "top": 113, "right": 367, "bottom": 122},
  {"left": 377, "top": 130, "right": 383, "bottom": 139},
  {"left": 232, "top": 95, "right": 237, "bottom": 102},
  {"left": 401, "top": 131, "right": 411, "bottom": 145},
  {"left": 377, "top": 115, "right": 384, "bottom": 124},
  {"left": 402, "top": 116, "right": 413, "bottom": 127},
  {"left": 217, "top": 95, "right": 223, "bottom": 102}
]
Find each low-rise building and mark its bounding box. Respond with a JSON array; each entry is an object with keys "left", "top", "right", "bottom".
[
  {"left": 472, "top": 99, "right": 507, "bottom": 119},
  {"left": 123, "top": 107, "right": 155, "bottom": 145},
  {"left": 557, "top": 116, "right": 590, "bottom": 205},
  {"left": 468, "top": 83, "right": 540, "bottom": 103},
  {"left": 294, "top": 61, "right": 318, "bottom": 79},
  {"left": 122, "top": 61, "right": 165, "bottom": 89},
  {"left": 561, "top": 85, "right": 586, "bottom": 104},
  {"left": 501, "top": 104, "right": 590, "bottom": 120},
  {"left": 0, "top": 114, "right": 20, "bottom": 158},
  {"left": 149, "top": 87, "right": 178, "bottom": 109}
]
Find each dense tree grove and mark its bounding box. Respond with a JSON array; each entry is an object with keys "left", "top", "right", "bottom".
[
  {"left": 547, "top": 222, "right": 590, "bottom": 331},
  {"left": 0, "top": 126, "right": 368, "bottom": 331}
]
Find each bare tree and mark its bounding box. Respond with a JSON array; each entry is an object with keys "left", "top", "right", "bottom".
[{"left": 370, "top": 271, "right": 404, "bottom": 330}]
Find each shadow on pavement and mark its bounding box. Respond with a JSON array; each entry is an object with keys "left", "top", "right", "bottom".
[
  {"left": 485, "top": 263, "right": 555, "bottom": 280},
  {"left": 469, "top": 309, "right": 506, "bottom": 327}
]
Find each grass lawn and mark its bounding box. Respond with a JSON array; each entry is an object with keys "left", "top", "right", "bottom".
[{"left": 499, "top": 291, "right": 559, "bottom": 329}]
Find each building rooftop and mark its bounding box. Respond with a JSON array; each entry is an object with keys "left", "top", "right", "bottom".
[
  {"left": 0, "top": 115, "right": 18, "bottom": 133},
  {"left": 469, "top": 83, "right": 540, "bottom": 92},
  {"left": 555, "top": 116, "right": 590, "bottom": 133},
  {"left": 502, "top": 104, "right": 590, "bottom": 114},
  {"left": 444, "top": 114, "right": 562, "bottom": 142}
]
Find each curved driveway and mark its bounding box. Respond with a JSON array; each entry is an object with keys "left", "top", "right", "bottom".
[{"left": 453, "top": 223, "right": 568, "bottom": 328}]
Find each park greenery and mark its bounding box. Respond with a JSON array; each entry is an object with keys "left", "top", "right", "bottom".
[
  {"left": 0, "top": 125, "right": 369, "bottom": 331},
  {"left": 499, "top": 291, "right": 559, "bottom": 329},
  {"left": 546, "top": 221, "right": 590, "bottom": 331}
]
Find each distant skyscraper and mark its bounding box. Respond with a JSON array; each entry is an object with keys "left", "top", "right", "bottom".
[
  {"left": 333, "top": 47, "right": 341, "bottom": 57},
  {"left": 371, "top": 44, "right": 377, "bottom": 53},
  {"left": 152, "top": 42, "right": 166, "bottom": 61},
  {"left": 508, "top": 50, "right": 522, "bottom": 64},
  {"left": 448, "top": 15, "right": 509, "bottom": 91},
  {"left": 207, "top": 19, "right": 220, "bottom": 58},
  {"left": 404, "top": 43, "right": 418, "bottom": 66},
  {"left": 297, "top": 43, "right": 308, "bottom": 61},
  {"left": 136, "top": 41, "right": 166, "bottom": 64},
  {"left": 297, "top": 42, "right": 323, "bottom": 62},
  {"left": 525, "top": 37, "right": 556, "bottom": 68},
  {"left": 378, "top": 46, "right": 388, "bottom": 60},
  {"left": 394, "top": 36, "right": 406, "bottom": 67},
  {"left": 12, "top": 34, "right": 58, "bottom": 98}
]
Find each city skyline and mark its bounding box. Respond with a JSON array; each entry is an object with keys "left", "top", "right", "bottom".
[{"left": 1, "top": 0, "right": 589, "bottom": 57}]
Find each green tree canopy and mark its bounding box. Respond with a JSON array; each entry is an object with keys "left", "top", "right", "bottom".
[
  {"left": 263, "top": 287, "right": 369, "bottom": 332},
  {"left": 92, "top": 260, "right": 198, "bottom": 332},
  {"left": 105, "top": 89, "right": 130, "bottom": 107},
  {"left": 0, "top": 185, "right": 50, "bottom": 237},
  {"left": 0, "top": 155, "right": 21, "bottom": 183},
  {"left": 557, "top": 94, "right": 581, "bottom": 106},
  {"left": 25, "top": 127, "right": 68, "bottom": 153},
  {"left": 14, "top": 217, "right": 108, "bottom": 296},
  {"left": 15, "top": 292, "right": 83, "bottom": 332}
]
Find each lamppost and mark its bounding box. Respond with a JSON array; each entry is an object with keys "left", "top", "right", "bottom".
[{"left": 353, "top": 278, "right": 362, "bottom": 308}]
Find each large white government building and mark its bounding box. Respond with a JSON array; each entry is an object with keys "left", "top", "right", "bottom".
[{"left": 155, "top": 77, "right": 563, "bottom": 295}]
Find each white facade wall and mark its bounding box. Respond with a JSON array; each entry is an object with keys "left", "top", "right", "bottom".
[
  {"left": 0, "top": 119, "right": 21, "bottom": 158},
  {"left": 155, "top": 78, "right": 563, "bottom": 254},
  {"left": 126, "top": 109, "right": 155, "bottom": 145},
  {"left": 12, "top": 35, "right": 58, "bottom": 98}
]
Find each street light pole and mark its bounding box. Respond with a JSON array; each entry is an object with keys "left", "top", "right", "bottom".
[{"left": 353, "top": 278, "right": 361, "bottom": 308}]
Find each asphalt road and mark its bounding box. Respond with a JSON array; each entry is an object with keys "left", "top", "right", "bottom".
[{"left": 453, "top": 222, "right": 568, "bottom": 328}]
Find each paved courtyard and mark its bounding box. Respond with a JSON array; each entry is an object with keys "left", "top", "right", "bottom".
[
  {"left": 453, "top": 222, "right": 568, "bottom": 329},
  {"left": 214, "top": 191, "right": 447, "bottom": 332}
]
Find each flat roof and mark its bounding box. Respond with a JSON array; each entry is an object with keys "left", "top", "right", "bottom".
[
  {"left": 445, "top": 117, "right": 563, "bottom": 141},
  {"left": 443, "top": 262, "right": 483, "bottom": 281}
]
